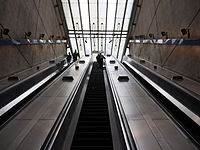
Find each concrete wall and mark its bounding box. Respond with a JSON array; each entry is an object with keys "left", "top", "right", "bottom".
[
  {"left": 0, "top": 0, "right": 67, "bottom": 85},
  {"left": 129, "top": 0, "right": 200, "bottom": 82}
]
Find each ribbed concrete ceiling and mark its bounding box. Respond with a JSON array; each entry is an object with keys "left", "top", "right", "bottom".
[{"left": 61, "top": 0, "right": 134, "bottom": 59}]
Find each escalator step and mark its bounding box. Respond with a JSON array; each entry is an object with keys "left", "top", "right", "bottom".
[
  {"left": 78, "top": 121, "right": 110, "bottom": 126},
  {"left": 72, "top": 138, "right": 112, "bottom": 146},
  {"left": 71, "top": 146, "right": 113, "bottom": 150},
  {"left": 74, "top": 132, "right": 112, "bottom": 138},
  {"left": 76, "top": 126, "right": 111, "bottom": 132},
  {"left": 81, "top": 105, "right": 108, "bottom": 109},
  {"left": 79, "top": 116, "right": 109, "bottom": 122}
]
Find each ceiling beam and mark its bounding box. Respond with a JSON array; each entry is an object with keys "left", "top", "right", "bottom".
[
  {"left": 116, "top": 0, "right": 128, "bottom": 59},
  {"left": 68, "top": 29, "right": 128, "bottom": 32},
  {"left": 97, "top": 0, "right": 99, "bottom": 52},
  {"left": 55, "top": 0, "right": 73, "bottom": 54},
  {"left": 68, "top": 0, "right": 80, "bottom": 53},
  {"left": 69, "top": 32, "right": 127, "bottom": 37},
  {"left": 77, "top": 0, "right": 87, "bottom": 55},
  {"left": 69, "top": 36, "right": 127, "bottom": 38},
  {"left": 121, "top": 0, "right": 140, "bottom": 61},
  {"left": 111, "top": 0, "right": 119, "bottom": 55},
  {"left": 104, "top": 0, "right": 109, "bottom": 55},
  {"left": 87, "top": 0, "right": 93, "bottom": 54}
]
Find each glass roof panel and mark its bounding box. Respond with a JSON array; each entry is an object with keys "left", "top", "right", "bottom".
[
  {"left": 84, "top": 37, "right": 91, "bottom": 55},
  {"left": 62, "top": 2, "right": 73, "bottom": 30},
  {"left": 123, "top": 18, "right": 130, "bottom": 30},
  {"left": 116, "top": 2, "right": 126, "bottom": 19},
  {"left": 123, "top": 0, "right": 134, "bottom": 30},
  {"left": 99, "top": 0, "right": 106, "bottom": 31},
  {"left": 80, "top": 2, "right": 90, "bottom": 30},
  {"left": 78, "top": 38, "right": 85, "bottom": 56},
  {"left": 106, "top": 38, "right": 112, "bottom": 55},
  {"left": 70, "top": 1, "right": 80, "bottom": 30},
  {"left": 61, "top": 0, "right": 134, "bottom": 59},
  {"left": 118, "top": 38, "right": 126, "bottom": 60},
  {"left": 111, "top": 41, "right": 121, "bottom": 57},
  {"left": 70, "top": 38, "right": 77, "bottom": 52},
  {"left": 90, "top": 2, "right": 97, "bottom": 30},
  {"left": 107, "top": 2, "right": 116, "bottom": 30}
]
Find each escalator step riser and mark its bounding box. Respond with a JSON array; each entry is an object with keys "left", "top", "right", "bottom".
[
  {"left": 82, "top": 105, "right": 107, "bottom": 108},
  {"left": 81, "top": 109, "right": 108, "bottom": 112},
  {"left": 75, "top": 132, "right": 112, "bottom": 138},
  {"left": 82, "top": 102, "right": 107, "bottom": 105},
  {"left": 79, "top": 115, "right": 109, "bottom": 119},
  {"left": 80, "top": 113, "right": 109, "bottom": 116},
  {"left": 79, "top": 118, "right": 109, "bottom": 122},
  {"left": 83, "top": 99, "right": 107, "bottom": 102},
  {"left": 71, "top": 146, "right": 113, "bottom": 150},
  {"left": 81, "top": 108, "right": 108, "bottom": 111},
  {"left": 72, "top": 139, "right": 112, "bottom": 146},
  {"left": 84, "top": 95, "right": 106, "bottom": 97},
  {"left": 81, "top": 111, "right": 109, "bottom": 115},
  {"left": 76, "top": 126, "right": 110, "bottom": 132},
  {"left": 85, "top": 94, "right": 106, "bottom": 96},
  {"left": 81, "top": 106, "right": 108, "bottom": 109},
  {"left": 78, "top": 122, "right": 110, "bottom": 126}
]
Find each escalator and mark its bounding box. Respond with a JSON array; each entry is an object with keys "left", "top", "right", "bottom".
[
  {"left": 70, "top": 62, "right": 113, "bottom": 149},
  {"left": 43, "top": 61, "right": 133, "bottom": 150}
]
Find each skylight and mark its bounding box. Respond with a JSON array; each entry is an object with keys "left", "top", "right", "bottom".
[{"left": 61, "top": 0, "right": 134, "bottom": 60}]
